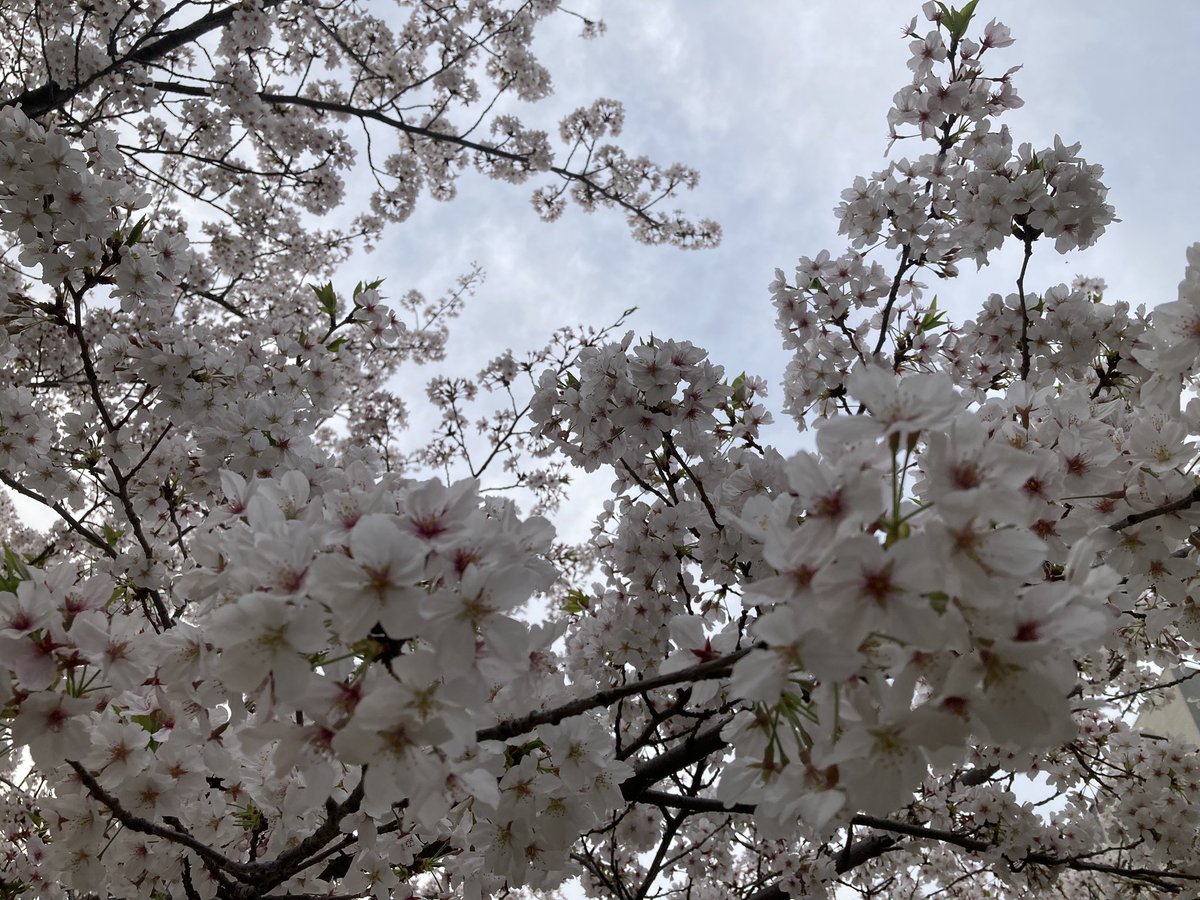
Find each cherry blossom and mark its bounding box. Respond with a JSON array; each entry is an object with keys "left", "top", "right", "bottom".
[{"left": 2, "top": 3, "right": 1200, "bottom": 899}]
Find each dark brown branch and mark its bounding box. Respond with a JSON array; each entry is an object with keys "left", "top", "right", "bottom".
[
  {"left": 749, "top": 814, "right": 1197, "bottom": 896},
  {"left": 743, "top": 835, "right": 898, "bottom": 899},
  {"left": 662, "top": 432, "right": 722, "bottom": 531},
  {"left": 1108, "top": 485, "right": 1200, "bottom": 532},
  {"left": 9, "top": 0, "right": 285, "bottom": 119},
  {"left": 249, "top": 776, "right": 366, "bottom": 893},
  {"left": 857, "top": 814, "right": 1197, "bottom": 891},
  {"left": 619, "top": 457, "right": 671, "bottom": 505},
  {"left": 621, "top": 721, "right": 730, "bottom": 802},
  {"left": 638, "top": 789, "right": 753, "bottom": 816},
  {"left": 67, "top": 760, "right": 256, "bottom": 880},
  {"left": 1087, "top": 667, "right": 1200, "bottom": 707},
  {"left": 851, "top": 814, "right": 987, "bottom": 853},
  {"left": 873, "top": 245, "right": 912, "bottom": 357},
  {"left": 477, "top": 647, "right": 753, "bottom": 743},
  {"left": 1015, "top": 233, "right": 1034, "bottom": 381},
  {"left": 0, "top": 470, "right": 115, "bottom": 558}
]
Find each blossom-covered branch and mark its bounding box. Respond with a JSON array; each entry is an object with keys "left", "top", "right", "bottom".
[{"left": 3, "top": 2, "right": 1200, "bottom": 899}]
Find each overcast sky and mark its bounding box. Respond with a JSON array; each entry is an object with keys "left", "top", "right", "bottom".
[{"left": 359, "top": 1, "right": 1200, "bottom": 540}]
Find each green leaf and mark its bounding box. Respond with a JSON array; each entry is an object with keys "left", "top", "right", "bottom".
[
  {"left": 956, "top": 0, "right": 981, "bottom": 30},
  {"left": 3, "top": 545, "right": 29, "bottom": 581},
  {"left": 0, "top": 545, "right": 29, "bottom": 592},
  {"left": 935, "top": 1, "right": 980, "bottom": 41},
  {"left": 352, "top": 277, "right": 385, "bottom": 299},
  {"left": 503, "top": 738, "right": 545, "bottom": 767},
  {"left": 326, "top": 336, "right": 349, "bottom": 353},
  {"left": 942, "top": 0, "right": 981, "bottom": 41},
  {"left": 311, "top": 282, "right": 338, "bottom": 318},
  {"left": 126, "top": 216, "right": 149, "bottom": 246},
  {"left": 918, "top": 297, "right": 949, "bottom": 333},
  {"left": 130, "top": 710, "right": 165, "bottom": 734},
  {"left": 730, "top": 371, "right": 748, "bottom": 404},
  {"left": 561, "top": 588, "right": 591, "bottom": 614}
]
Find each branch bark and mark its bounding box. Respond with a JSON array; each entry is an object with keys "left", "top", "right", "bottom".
[
  {"left": 1108, "top": 484, "right": 1200, "bottom": 532},
  {"left": 68, "top": 760, "right": 257, "bottom": 880},
  {"left": 621, "top": 721, "right": 730, "bottom": 802},
  {"left": 477, "top": 647, "right": 754, "bottom": 743}
]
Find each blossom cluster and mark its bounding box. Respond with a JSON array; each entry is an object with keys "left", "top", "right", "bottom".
[
  {"left": 532, "top": 3, "right": 1200, "bottom": 895},
  {"left": 1, "top": 466, "right": 639, "bottom": 896},
  {"left": 0, "top": 102, "right": 632, "bottom": 896},
  {"left": 771, "top": 7, "right": 1116, "bottom": 425}
]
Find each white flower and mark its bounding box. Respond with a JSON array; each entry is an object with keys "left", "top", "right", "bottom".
[
  {"left": 10, "top": 692, "right": 92, "bottom": 767},
  {"left": 207, "top": 592, "right": 326, "bottom": 701},
  {"left": 310, "top": 514, "right": 426, "bottom": 641},
  {"left": 819, "top": 364, "right": 961, "bottom": 448}
]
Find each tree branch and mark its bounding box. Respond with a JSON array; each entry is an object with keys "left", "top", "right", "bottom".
[
  {"left": 638, "top": 789, "right": 753, "bottom": 816},
  {"left": 249, "top": 775, "right": 366, "bottom": 892},
  {"left": 1015, "top": 233, "right": 1034, "bottom": 381},
  {"left": 149, "top": 81, "right": 673, "bottom": 234},
  {"left": 0, "top": 470, "right": 116, "bottom": 559},
  {"left": 873, "top": 245, "right": 912, "bottom": 357},
  {"left": 477, "top": 647, "right": 753, "bottom": 743},
  {"left": 747, "top": 813, "right": 1200, "bottom": 896},
  {"left": 1108, "top": 484, "right": 1200, "bottom": 532},
  {"left": 9, "top": 0, "right": 285, "bottom": 119},
  {"left": 621, "top": 720, "right": 731, "bottom": 802},
  {"left": 67, "top": 760, "right": 256, "bottom": 880}
]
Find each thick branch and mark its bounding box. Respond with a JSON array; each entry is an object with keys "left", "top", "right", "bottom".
[
  {"left": 1015, "top": 233, "right": 1034, "bottom": 381},
  {"left": 8, "top": 1, "right": 285, "bottom": 119},
  {"left": 621, "top": 721, "right": 730, "bottom": 802},
  {"left": 249, "top": 776, "right": 366, "bottom": 892},
  {"left": 748, "top": 813, "right": 1199, "bottom": 896},
  {"left": 638, "top": 789, "right": 753, "bottom": 816}
]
